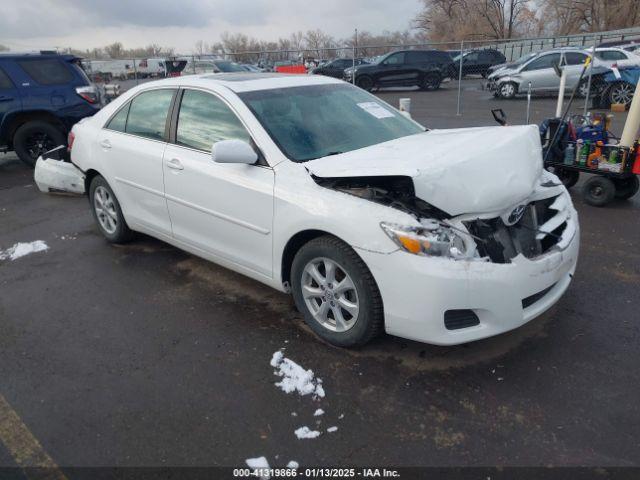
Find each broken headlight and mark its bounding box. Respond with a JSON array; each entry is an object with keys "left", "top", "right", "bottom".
[{"left": 380, "top": 221, "right": 468, "bottom": 259}]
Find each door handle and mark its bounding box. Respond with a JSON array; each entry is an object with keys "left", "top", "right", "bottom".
[
  {"left": 99, "top": 139, "right": 111, "bottom": 150},
  {"left": 166, "top": 158, "right": 184, "bottom": 170}
]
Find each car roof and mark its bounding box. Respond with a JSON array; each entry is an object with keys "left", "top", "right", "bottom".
[{"left": 135, "top": 72, "right": 343, "bottom": 93}]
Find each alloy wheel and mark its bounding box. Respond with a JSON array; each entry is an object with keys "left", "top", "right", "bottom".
[
  {"left": 301, "top": 257, "right": 359, "bottom": 332},
  {"left": 25, "top": 132, "right": 56, "bottom": 161},
  {"left": 94, "top": 186, "right": 118, "bottom": 234},
  {"left": 611, "top": 82, "right": 634, "bottom": 106}
]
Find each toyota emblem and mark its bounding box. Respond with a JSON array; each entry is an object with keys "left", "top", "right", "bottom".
[{"left": 506, "top": 205, "right": 527, "bottom": 225}]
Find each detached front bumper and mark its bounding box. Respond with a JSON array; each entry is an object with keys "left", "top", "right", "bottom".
[{"left": 356, "top": 223, "right": 579, "bottom": 346}]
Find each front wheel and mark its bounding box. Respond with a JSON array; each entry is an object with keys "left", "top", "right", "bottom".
[
  {"left": 291, "top": 236, "right": 383, "bottom": 347},
  {"left": 356, "top": 76, "right": 374, "bottom": 92},
  {"left": 421, "top": 73, "right": 441, "bottom": 91},
  {"left": 89, "top": 175, "right": 134, "bottom": 243},
  {"left": 498, "top": 81, "right": 517, "bottom": 99}
]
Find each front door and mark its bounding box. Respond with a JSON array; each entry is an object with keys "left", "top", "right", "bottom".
[
  {"left": 95, "top": 88, "right": 176, "bottom": 236},
  {"left": 520, "top": 53, "right": 561, "bottom": 91},
  {"left": 162, "top": 88, "right": 274, "bottom": 277}
]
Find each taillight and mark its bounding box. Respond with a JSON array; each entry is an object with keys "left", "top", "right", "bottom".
[
  {"left": 67, "top": 131, "right": 75, "bottom": 153},
  {"left": 76, "top": 86, "right": 99, "bottom": 104}
]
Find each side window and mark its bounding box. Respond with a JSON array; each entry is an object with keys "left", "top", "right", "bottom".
[
  {"left": 406, "top": 52, "right": 424, "bottom": 63},
  {"left": 176, "top": 89, "right": 251, "bottom": 152},
  {"left": 565, "top": 52, "right": 588, "bottom": 65},
  {"left": 465, "top": 52, "right": 480, "bottom": 62},
  {"left": 524, "top": 53, "right": 560, "bottom": 71},
  {"left": 0, "top": 68, "right": 13, "bottom": 89},
  {"left": 17, "top": 59, "right": 73, "bottom": 85},
  {"left": 597, "top": 50, "right": 627, "bottom": 61},
  {"left": 384, "top": 53, "right": 405, "bottom": 65},
  {"left": 106, "top": 102, "right": 131, "bottom": 132},
  {"left": 125, "top": 89, "right": 175, "bottom": 141}
]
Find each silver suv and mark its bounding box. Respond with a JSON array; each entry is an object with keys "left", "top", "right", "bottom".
[{"left": 488, "top": 48, "right": 594, "bottom": 99}]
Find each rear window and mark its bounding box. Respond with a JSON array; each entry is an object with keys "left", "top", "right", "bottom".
[
  {"left": 124, "top": 89, "right": 175, "bottom": 141},
  {"left": 17, "top": 59, "right": 73, "bottom": 85},
  {"left": 596, "top": 50, "right": 628, "bottom": 61},
  {"left": 0, "top": 68, "right": 13, "bottom": 89}
]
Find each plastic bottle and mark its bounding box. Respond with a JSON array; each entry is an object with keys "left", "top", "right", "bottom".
[
  {"left": 579, "top": 140, "right": 590, "bottom": 166},
  {"left": 564, "top": 144, "right": 575, "bottom": 165},
  {"left": 588, "top": 142, "right": 602, "bottom": 169},
  {"left": 575, "top": 139, "right": 583, "bottom": 165}
]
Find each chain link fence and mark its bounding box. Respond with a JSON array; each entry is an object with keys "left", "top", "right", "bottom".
[{"left": 82, "top": 27, "right": 640, "bottom": 127}]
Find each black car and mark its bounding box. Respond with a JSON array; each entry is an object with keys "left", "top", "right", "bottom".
[
  {"left": 344, "top": 50, "right": 454, "bottom": 91},
  {"left": 0, "top": 51, "right": 101, "bottom": 166},
  {"left": 311, "top": 58, "right": 368, "bottom": 78},
  {"left": 450, "top": 49, "right": 506, "bottom": 78}
]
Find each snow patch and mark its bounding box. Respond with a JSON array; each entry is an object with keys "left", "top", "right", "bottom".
[
  {"left": 313, "top": 408, "right": 324, "bottom": 417},
  {"left": 246, "top": 456, "right": 270, "bottom": 479},
  {"left": 287, "top": 461, "right": 299, "bottom": 469},
  {"left": 271, "top": 350, "right": 325, "bottom": 398},
  {"left": 0, "top": 241, "right": 48, "bottom": 261},
  {"left": 327, "top": 426, "right": 338, "bottom": 433},
  {"left": 294, "top": 426, "right": 321, "bottom": 439}
]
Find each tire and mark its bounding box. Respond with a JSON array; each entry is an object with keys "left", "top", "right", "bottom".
[
  {"left": 613, "top": 176, "right": 639, "bottom": 200},
  {"left": 578, "top": 79, "right": 590, "bottom": 98},
  {"left": 420, "top": 72, "right": 441, "bottom": 91},
  {"left": 356, "top": 76, "right": 374, "bottom": 92},
  {"left": 549, "top": 166, "right": 579, "bottom": 188},
  {"left": 609, "top": 81, "right": 635, "bottom": 108},
  {"left": 291, "top": 236, "right": 384, "bottom": 348},
  {"left": 498, "top": 81, "right": 517, "bottom": 99},
  {"left": 13, "top": 121, "right": 66, "bottom": 167},
  {"left": 89, "top": 175, "right": 134, "bottom": 243},
  {"left": 582, "top": 176, "right": 616, "bottom": 207}
]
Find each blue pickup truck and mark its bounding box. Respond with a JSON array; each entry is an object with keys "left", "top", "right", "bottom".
[{"left": 0, "top": 51, "right": 101, "bottom": 166}]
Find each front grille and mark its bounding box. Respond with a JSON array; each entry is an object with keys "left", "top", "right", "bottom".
[
  {"left": 444, "top": 309, "right": 480, "bottom": 330},
  {"left": 464, "top": 194, "right": 568, "bottom": 264},
  {"left": 522, "top": 283, "right": 556, "bottom": 309}
]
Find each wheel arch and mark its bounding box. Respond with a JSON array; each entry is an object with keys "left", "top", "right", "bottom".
[
  {"left": 84, "top": 168, "right": 101, "bottom": 196},
  {"left": 1, "top": 110, "right": 66, "bottom": 148}
]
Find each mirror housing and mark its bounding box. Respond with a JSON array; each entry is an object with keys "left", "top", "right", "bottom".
[{"left": 212, "top": 139, "right": 258, "bottom": 165}]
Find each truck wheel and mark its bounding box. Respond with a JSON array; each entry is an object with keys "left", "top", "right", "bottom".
[
  {"left": 613, "top": 176, "right": 639, "bottom": 200},
  {"left": 291, "top": 236, "right": 384, "bottom": 347},
  {"left": 13, "top": 121, "right": 66, "bottom": 167},
  {"left": 549, "top": 167, "right": 579, "bottom": 188},
  {"left": 582, "top": 176, "right": 616, "bottom": 207},
  {"left": 498, "top": 82, "right": 517, "bottom": 99}
]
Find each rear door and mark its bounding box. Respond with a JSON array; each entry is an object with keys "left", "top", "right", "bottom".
[
  {"left": 0, "top": 66, "right": 21, "bottom": 141},
  {"left": 162, "top": 88, "right": 274, "bottom": 277},
  {"left": 95, "top": 88, "right": 176, "bottom": 237}
]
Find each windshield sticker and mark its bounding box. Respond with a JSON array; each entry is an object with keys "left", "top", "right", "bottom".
[{"left": 357, "top": 102, "right": 395, "bottom": 119}]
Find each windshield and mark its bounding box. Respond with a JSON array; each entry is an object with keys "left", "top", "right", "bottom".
[
  {"left": 216, "top": 61, "right": 246, "bottom": 72},
  {"left": 514, "top": 52, "right": 538, "bottom": 65},
  {"left": 238, "top": 83, "right": 425, "bottom": 162}
]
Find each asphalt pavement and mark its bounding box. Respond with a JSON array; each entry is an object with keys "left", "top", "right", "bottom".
[{"left": 0, "top": 84, "right": 639, "bottom": 476}]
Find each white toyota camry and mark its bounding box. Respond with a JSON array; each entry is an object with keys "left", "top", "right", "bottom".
[{"left": 63, "top": 73, "right": 579, "bottom": 347}]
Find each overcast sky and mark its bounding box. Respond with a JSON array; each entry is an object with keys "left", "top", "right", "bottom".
[{"left": 0, "top": 0, "right": 423, "bottom": 53}]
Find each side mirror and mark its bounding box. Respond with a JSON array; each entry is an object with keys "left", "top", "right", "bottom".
[{"left": 212, "top": 139, "right": 258, "bottom": 164}]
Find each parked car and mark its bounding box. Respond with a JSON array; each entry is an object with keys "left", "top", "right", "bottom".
[
  {"left": 488, "top": 48, "right": 599, "bottom": 99},
  {"left": 240, "top": 64, "right": 263, "bottom": 73},
  {"left": 450, "top": 49, "right": 506, "bottom": 78},
  {"left": 60, "top": 73, "right": 579, "bottom": 347},
  {"left": 592, "top": 65, "right": 640, "bottom": 109},
  {"left": 0, "top": 51, "right": 101, "bottom": 166},
  {"left": 594, "top": 47, "right": 640, "bottom": 68},
  {"left": 344, "top": 49, "right": 454, "bottom": 91},
  {"left": 311, "top": 58, "right": 368, "bottom": 78},
  {"left": 185, "top": 59, "right": 246, "bottom": 74}
]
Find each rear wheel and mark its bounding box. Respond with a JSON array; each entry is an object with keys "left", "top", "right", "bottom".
[
  {"left": 356, "top": 76, "right": 374, "bottom": 92},
  {"left": 582, "top": 176, "right": 616, "bottom": 207},
  {"left": 613, "top": 176, "right": 639, "bottom": 200},
  {"left": 291, "top": 236, "right": 383, "bottom": 347},
  {"left": 89, "top": 175, "right": 134, "bottom": 243},
  {"left": 13, "top": 121, "right": 66, "bottom": 167}
]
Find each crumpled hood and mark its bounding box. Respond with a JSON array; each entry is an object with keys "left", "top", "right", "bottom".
[{"left": 306, "top": 125, "right": 543, "bottom": 216}]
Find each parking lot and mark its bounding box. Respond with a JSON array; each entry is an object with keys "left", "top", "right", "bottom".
[{"left": 1, "top": 82, "right": 639, "bottom": 475}]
